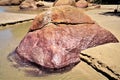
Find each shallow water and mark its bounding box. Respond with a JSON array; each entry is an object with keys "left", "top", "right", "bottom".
[
  {"left": 0, "top": 7, "right": 4, "bottom": 12},
  {"left": 0, "top": 22, "right": 107, "bottom": 80},
  {"left": 2, "top": 6, "right": 46, "bottom": 14}
]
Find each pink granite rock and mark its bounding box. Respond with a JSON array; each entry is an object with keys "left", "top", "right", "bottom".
[{"left": 15, "top": 5, "right": 118, "bottom": 70}]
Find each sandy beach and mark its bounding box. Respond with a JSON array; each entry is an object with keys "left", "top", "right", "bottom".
[{"left": 0, "top": 5, "right": 120, "bottom": 80}]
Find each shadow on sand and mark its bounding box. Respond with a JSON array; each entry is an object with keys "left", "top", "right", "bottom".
[{"left": 99, "top": 11, "right": 120, "bottom": 17}]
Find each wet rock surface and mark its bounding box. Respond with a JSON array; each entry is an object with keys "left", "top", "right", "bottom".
[{"left": 9, "top": 5, "right": 118, "bottom": 74}]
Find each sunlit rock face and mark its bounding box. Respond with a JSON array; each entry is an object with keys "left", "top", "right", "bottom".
[
  {"left": 15, "top": 6, "right": 118, "bottom": 70},
  {"left": 29, "top": 5, "right": 94, "bottom": 31},
  {"left": 19, "top": 0, "right": 37, "bottom": 10},
  {"left": 53, "top": 0, "right": 76, "bottom": 6}
]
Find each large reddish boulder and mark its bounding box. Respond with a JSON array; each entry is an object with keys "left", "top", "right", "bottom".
[
  {"left": 76, "top": 0, "right": 88, "bottom": 8},
  {"left": 53, "top": 0, "right": 76, "bottom": 6},
  {"left": 14, "top": 6, "right": 118, "bottom": 70}
]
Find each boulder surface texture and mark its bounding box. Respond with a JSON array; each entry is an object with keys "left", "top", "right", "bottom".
[{"left": 15, "top": 6, "right": 118, "bottom": 69}]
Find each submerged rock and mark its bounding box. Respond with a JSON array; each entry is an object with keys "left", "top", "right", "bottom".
[{"left": 10, "top": 6, "right": 119, "bottom": 72}]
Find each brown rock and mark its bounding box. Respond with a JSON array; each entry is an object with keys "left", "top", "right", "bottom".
[
  {"left": 0, "top": 0, "right": 22, "bottom": 6},
  {"left": 15, "top": 5, "right": 118, "bottom": 70},
  {"left": 0, "top": 0, "right": 10, "bottom": 6},
  {"left": 53, "top": 0, "right": 76, "bottom": 6},
  {"left": 35, "top": 1, "right": 53, "bottom": 8},
  {"left": 36, "top": 1, "right": 44, "bottom": 7},
  {"left": 19, "top": 0, "right": 37, "bottom": 10},
  {"left": 76, "top": 0, "right": 88, "bottom": 8},
  {"left": 30, "top": 6, "right": 94, "bottom": 31},
  {"left": 11, "top": 0, "right": 22, "bottom": 5}
]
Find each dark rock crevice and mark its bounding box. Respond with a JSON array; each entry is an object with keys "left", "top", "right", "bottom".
[
  {"left": 29, "top": 21, "right": 94, "bottom": 32},
  {"left": 0, "top": 19, "right": 33, "bottom": 27},
  {"left": 52, "top": 21, "right": 94, "bottom": 25}
]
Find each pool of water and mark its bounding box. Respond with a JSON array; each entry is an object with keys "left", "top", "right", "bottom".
[{"left": 0, "top": 22, "right": 107, "bottom": 80}]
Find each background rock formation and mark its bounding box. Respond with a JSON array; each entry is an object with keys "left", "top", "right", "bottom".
[
  {"left": 14, "top": 6, "right": 118, "bottom": 70},
  {"left": 19, "top": 0, "right": 37, "bottom": 10},
  {"left": 53, "top": 0, "right": 76, "bottom": 6},
  {"left": 0, "top": 0, "right": 23, "bottom": 6},
  {"left": 76, "top": 0, "right": 88, "bottom": 8}
]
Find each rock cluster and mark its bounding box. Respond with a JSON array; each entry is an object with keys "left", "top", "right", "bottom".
[
  {"left": 15, "top": 6, "right": 118, "bottom": 70},
  {"left": 19, "top": 0, "right": 53, "bottom": 10},
  {"left": 53, "top": 0, "right": 100, "bottom": 8},
  {"left": 0, "top": 0, "right": 100, "bottom": 9}
]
